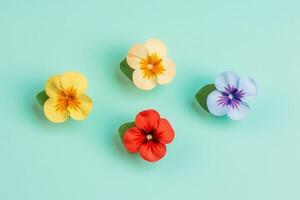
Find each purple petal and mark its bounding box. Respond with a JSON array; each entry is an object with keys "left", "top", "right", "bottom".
[
  {"left": 207, "top": 90, "right": 230, "bottom": 116},
  {"left": 238, "top": 77, "right": 257, "bottom": 101},
  {"left": 215, "top": 71, "right": 239, "bottom": 92},
  {"left": 227, "top": 102, "right": 250, "bottom": 120}
]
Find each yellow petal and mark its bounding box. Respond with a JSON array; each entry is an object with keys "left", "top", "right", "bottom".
[
  {"left": 45, "top": 75, "right": 62, "bottom": 98},
  {"left": 44, "top": 98, "right": 69, "bottom": 123},
  {"left": 157, "top": 58, "right": 176, "bottom": 85},
  {"left": 145, "top": 39, "right": 167, "bottom": 58},
  {"left": 126, "top": 44, "right": 149, "bottom": 69},
  {"left": 133, "top": 69, "right": 157, "bottom": 90},
  {"left": 69, "top": 94, "right": 93, "bottom": 120},
  {"left": 61, "top": 72, "right": 88, "bottom": 95}
]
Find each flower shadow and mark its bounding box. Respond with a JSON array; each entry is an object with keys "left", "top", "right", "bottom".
[
  {"left": 92, "top": 42, "right": 135, "bottom": 91},
  {"left": 192, "top": 98, "right": 233, "bottom": 125}
]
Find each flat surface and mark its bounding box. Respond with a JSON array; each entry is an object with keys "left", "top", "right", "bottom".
[{"left": 1, "top": 1, "right": 299, "bottom": 200}]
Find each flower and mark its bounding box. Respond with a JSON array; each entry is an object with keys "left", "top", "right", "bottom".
[
  {"left": 44, "top": 72, "right": 93, "bottom": 123},
  {"left": 126, "top": 39, "right": 176, "bottom": 90},
  {"left": 123, "top": 109, "right": 175, "bottom": 162},
  {"left": 207, "top": 71, "right": 257, "bottom": 120}
]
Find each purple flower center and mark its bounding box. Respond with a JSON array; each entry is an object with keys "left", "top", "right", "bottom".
[{"left": 217, "top": 84, "right": 245, "bottom": 109}]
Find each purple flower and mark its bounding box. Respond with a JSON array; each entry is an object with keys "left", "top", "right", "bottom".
[{"left": 207, "top": 71, "right": 257, "bottom": 120}]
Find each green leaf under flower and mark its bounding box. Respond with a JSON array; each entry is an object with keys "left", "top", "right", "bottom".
[
  {"left": 36, "top": 90, "right": 49, "bottom": 106},
  {"left": 118, "top": 121, "right": 135, "bottom": 140},
  {"left": 195, "top": 84, "right": 216, "bottom": 112},
  {"left": 120, "top": 59, "right": 134, "bottom": 81}
]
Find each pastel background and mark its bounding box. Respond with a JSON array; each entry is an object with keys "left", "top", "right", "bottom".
[{"left": 1, "top": 0, "right": 299, "bottom": 200}]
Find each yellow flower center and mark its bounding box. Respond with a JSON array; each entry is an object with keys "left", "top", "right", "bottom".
[
  {"left": 140, "top": 53, "right": 165, "bottom": 79},
  {"left": 55, "top": 87, "right": 81, "bottom": 112}
]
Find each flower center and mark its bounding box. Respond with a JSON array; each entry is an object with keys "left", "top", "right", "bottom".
[
  {"left": 146, "top": 134, "right": 153, "bottom": 140},
  {"left": 140, "top": 53, "right": 165, "bottom": 79},
  {"left": 55, "top": 87, "right": 81, "bottom": 112},
  {"left": 147, "top": 64, "right": 154, "bottom": 70},
  {"left": 217, "top": 84, "right": 246, "bottom": 110}
]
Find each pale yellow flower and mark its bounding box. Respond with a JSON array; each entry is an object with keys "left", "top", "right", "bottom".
[
  {"left": 126, "top": 39, "right": 176, "bottom": 90},
  {"left": 44, "top": 72, "right": 93, "bottom": 123}
]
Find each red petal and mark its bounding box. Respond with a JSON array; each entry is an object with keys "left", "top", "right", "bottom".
[
  {"left": 123, "top": 127, "right": 145, "bottom": 153},
  {"left": 135, "top": 109, "right": 160, "bottom": 132},
  {"left": 139, "top": 141, "right": 166, "bottom": 162},
  {"left": 155, "top": 118, "right": 175, "bottom": 144}
]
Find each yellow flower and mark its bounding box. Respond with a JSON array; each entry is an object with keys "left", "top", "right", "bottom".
[
  {"left": 126, "top": 39, "right": 176, "bottom": 90},
  {"left": 44, "top": 72, "right": 93, "bottom": 123}
]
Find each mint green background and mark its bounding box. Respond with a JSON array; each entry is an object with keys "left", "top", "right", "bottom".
[{"left": 1, "top": 1, "right": 299, "bottom": 200}]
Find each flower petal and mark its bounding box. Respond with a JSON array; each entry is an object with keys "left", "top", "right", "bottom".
[
  {"left": 238, "top": 77, "right": 257, "bottom": 101},
  {"left": 207, "top": 90, "right": 230, "bottom": 116},
  {"left": 68, "top": 94, "right": 93, "bottom": 121},
  {"left": 215, "top": 71, "right": 239, "bottom": 91},
  {"left": 139, "top": 141, "right": 166, "bottom": 162},
  {"left": 61, "top": 72, "right": 88, "bottom": 95},
  {"left": 123, "top": 127, "right": 145, "bottom": 153},
  {"left": 227, "top": 102, "right": 250, "bottom": 120},
  {"left": 45, "top": 75, "right": 62, "bottom": 98},
  {"left": 135, "top": 109, "right": 160, "bottom": 132},
  {"left": 126, "top": 44, "right": 149, "bottom": 69},
  {"left": 155, "top": 119, "right": 175, "bottom": 144},
  {"left": 132, "top": 69, "right": 157, "bottom": 90},
  {"left": 156, "top": 57, "right": 176, "bottom": 85},
  {"left": 145, "top": 38, "right": 167, "bottom": 58},
  {"left": 44, "top": 98, "right": 69, "bottom": 123}
]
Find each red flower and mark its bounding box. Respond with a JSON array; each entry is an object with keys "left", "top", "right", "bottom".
[{"left": 123, "top": 109, "right": 175, "bottom": 162}]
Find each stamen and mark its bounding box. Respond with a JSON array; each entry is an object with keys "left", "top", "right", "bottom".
[
  {"left": 147, "top": 64, "right": 154, "bottom": 70},
  {"left": 146, "top": 134, "right": 153, "bottom": 140}
]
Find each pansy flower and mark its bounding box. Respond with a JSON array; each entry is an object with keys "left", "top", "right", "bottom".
[
  {"left": 43, "top": 72, "right": 93, "bottom": 123},
  {"left": 122, "top": 109, "right": 175, "bottom": 162},
  {"left": 207, "top": 71, "right": 257, "bottom": 120},
  {"left": 126, "top": 39, "right": 176, "bottom": 90}
]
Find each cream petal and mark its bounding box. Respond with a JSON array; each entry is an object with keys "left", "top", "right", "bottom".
[
  {"left": 68, "top": 94, "right": 93, "bottom": 121},
  {"left": 61, "top": 72, "right": 88, "bottom": 95},
  {"left": 132, "top": 69, "right": 157, "bottom": 90},
  {"left": 45, "top": 75, "right": 62, "bottom": 98},
  {"left": 157, "top": 57, "right": 176, "bottom": 85},
  {"left": 44, "top": 98, "right": 69, "bottom": 123},
  {"left": 126, "top": 44, "right": 149, "bottom": 69},
  {"left": 145, "top": 38, "right": 167, "bottom": 58}
]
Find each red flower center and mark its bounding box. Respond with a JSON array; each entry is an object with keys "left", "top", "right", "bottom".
[{"left": 143, "top": 129, "right": 157, "bottom": 142}]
